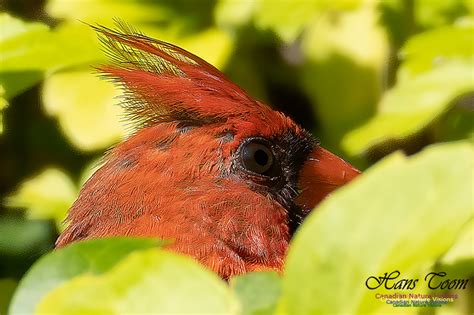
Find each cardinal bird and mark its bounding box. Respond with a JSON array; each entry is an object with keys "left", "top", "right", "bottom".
[{"left": 56, "top": 23, "right": 360, "bottom": 279}]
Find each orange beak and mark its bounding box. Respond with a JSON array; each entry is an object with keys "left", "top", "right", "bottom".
[{"left": 295, "top": 147, "right": 360, "bottom": 214}]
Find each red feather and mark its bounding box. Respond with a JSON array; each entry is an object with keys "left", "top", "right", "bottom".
[{"left": 57, "top": 22, "right": 359, "bottom": 279}]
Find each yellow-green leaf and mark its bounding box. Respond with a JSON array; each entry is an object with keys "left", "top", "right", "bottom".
[
  {"left": 414, "top": 0, "right": 472, "bottom": 28},
  {"left": 0, "top": 15, "right": 102, "bottom": 73},
  {"left": 43, "top": 70, "right": 127, "bottom": 151},
  {"left": 214, "top": 0, "right": 256, "bottom": 29},
  {"left": 254, "top": 0, "right": 362, "bottom": 43},
  {"left": 0, "top": 13, "right": 51, "bottom": 71},
  {"left": 343, "top": 60, "right": 474, "bottom": 155},
  {"left": 36, "top": 249, "right": 239, "bottom": 314},
  {"left": 46, "top": 0, "right": 163, "bottom": 22},
  {"left": 301, "top": 4, "right": 389, "bottom": 148},
  {"left": 10, "top": 238, "right": 161, "bottom": 315},
  {"left": 283, "top": 141, "right": 473, "bottom": 314},
  {"left": 399, "top": 24, "right": 474, "bottom": 80},
  {"left": 5, "top": 168, "right": 77, "bottom": 230}
]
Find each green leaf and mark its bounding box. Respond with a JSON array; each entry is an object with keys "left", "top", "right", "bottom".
[
  {"left": 230, "top": 271, "right": 281, "bottom": 315},
  {"left": 0, "top": 216, "right": 55, "bottom": 258},
  {"left": 46, "top": 0, "right": 216, "bottom": 37},
  {"left": 0, "top": 15, "right": 102, "bottom": 105},
  {"left": 432, "top": 105, "right": 474, "bottom": 142},
  {"left": 36, "top": 248, "right": 239, "bottom": 314},
  {"left": 343, "top": 60, "right": 474, "bottom": 155},
  {"left": 378, "top": 0, "right": 416, "bottom": 47},
  {"left": 0, "top": 13, "right": 51, "bottom": 72},
  {"left": 399, "top": 24, "right": 474, "bottom": 79},
  {"left": 254, "top": 0, "right": 362, "bottom": 43},
  {"left": 0, "top": 15, "right": 102, "bottom": 73},
  {"left": 414, "top": 0, "right": 471, "bottom": 29},
  {"left": 42, "top": 70, "right": 127, "bottom": 151},
  {"left": 46, "top": 0, "right": 164, "bottom": 23},
  {"left": 9, "top": 238, "right": 161, "bottom": 315},
  {"left": 0, "top": 71, "right": 43, "bottom": 100},
  {"left": 4, "top": 168, "right": 77, "bottom": 230},
  {"left": 214, "top": 0, "right": 256, "bottom": 29},
  {"left": 0, "top": 217, "right": 56, "bottom": 290},
  {"left": 342, "top": 23, "right": 474, "bottom": 156},
  {"left": 300, "top": 4, "right": 389, "bottom": 149},
  {"left": 0, "top": 14, "right": 48, "bottom": 100},
  {"left": 46, "top": 22, "right": 105, "bottom": 70},
  {"left": 283, "top": 141, "right": 473, "bottom": 314}
]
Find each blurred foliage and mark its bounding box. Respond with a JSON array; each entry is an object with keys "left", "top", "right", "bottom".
[
  {"left": 343, "top": 23, "right": 474, "bottom": 155},
  {"left": 0, "top": 0, "right": 473, "bottom": 314}
]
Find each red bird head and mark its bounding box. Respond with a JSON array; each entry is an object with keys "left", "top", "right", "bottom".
[{"left": 57, "top": 23, "right": 359, "bottom": 279}]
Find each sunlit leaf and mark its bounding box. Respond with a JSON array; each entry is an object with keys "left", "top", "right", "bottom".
[
  {"left": 0, "top": 15, "right": 102, "bottom": 73},
  {"left": 301, "top": 4, "right": 389, "bottom": 150},
  {"left": 0, "top": 15, "right": 102, "bottom": 107},
  {"left": 0, "top": 14, "right": 48, "bottom": 100},
  {"left": 9, "top": 238, "right": 161, "bottom": 315},
  {"left": 46, "top": 0, "right": 164, "bottom": 22},
  {"left": 214, "top": 0, "right": 256, "bottom": 29},
  {"left": 398, "top": 24, "right": 474, "bottom": 80},
  {"left": 254, "top": 0, "right": 361, "bottom": 43},
  {"left": 0, "top": 13, "right": 51, "bottom": 71},
  {"left": 46, "top": 0, "right": 216, "bottom": 37},
  {"left": 43, "top": 70, "right": 127, "bottom": 151},
  {"left": 5, "top": 168, "right": 77, "bottom": 230},
  {"left": 343, "top": 60, "right": 474, "bottom": 155},
  {"left": 47, "top": 22, "right": 105, "bottom": 70},
  {"left": 36, "top": 248, "right": 239, "bottom": 314},
  {"left": 230, "top": 271, "right": 281, "bottom": 315},
  {"left": 343, "top": 25, "right": 474, "bottom": 156},
  {"left": 283, "top": 141, "right": 473, "bottom": 314}
]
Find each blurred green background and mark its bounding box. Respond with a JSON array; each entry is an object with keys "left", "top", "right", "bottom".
[{"left": 0, "top": 0, "right": 472, "bottom": 313}]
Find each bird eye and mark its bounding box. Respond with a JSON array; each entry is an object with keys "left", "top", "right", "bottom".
[{"left": 240, "top": 140, "right": 275, "bottom": 175}]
